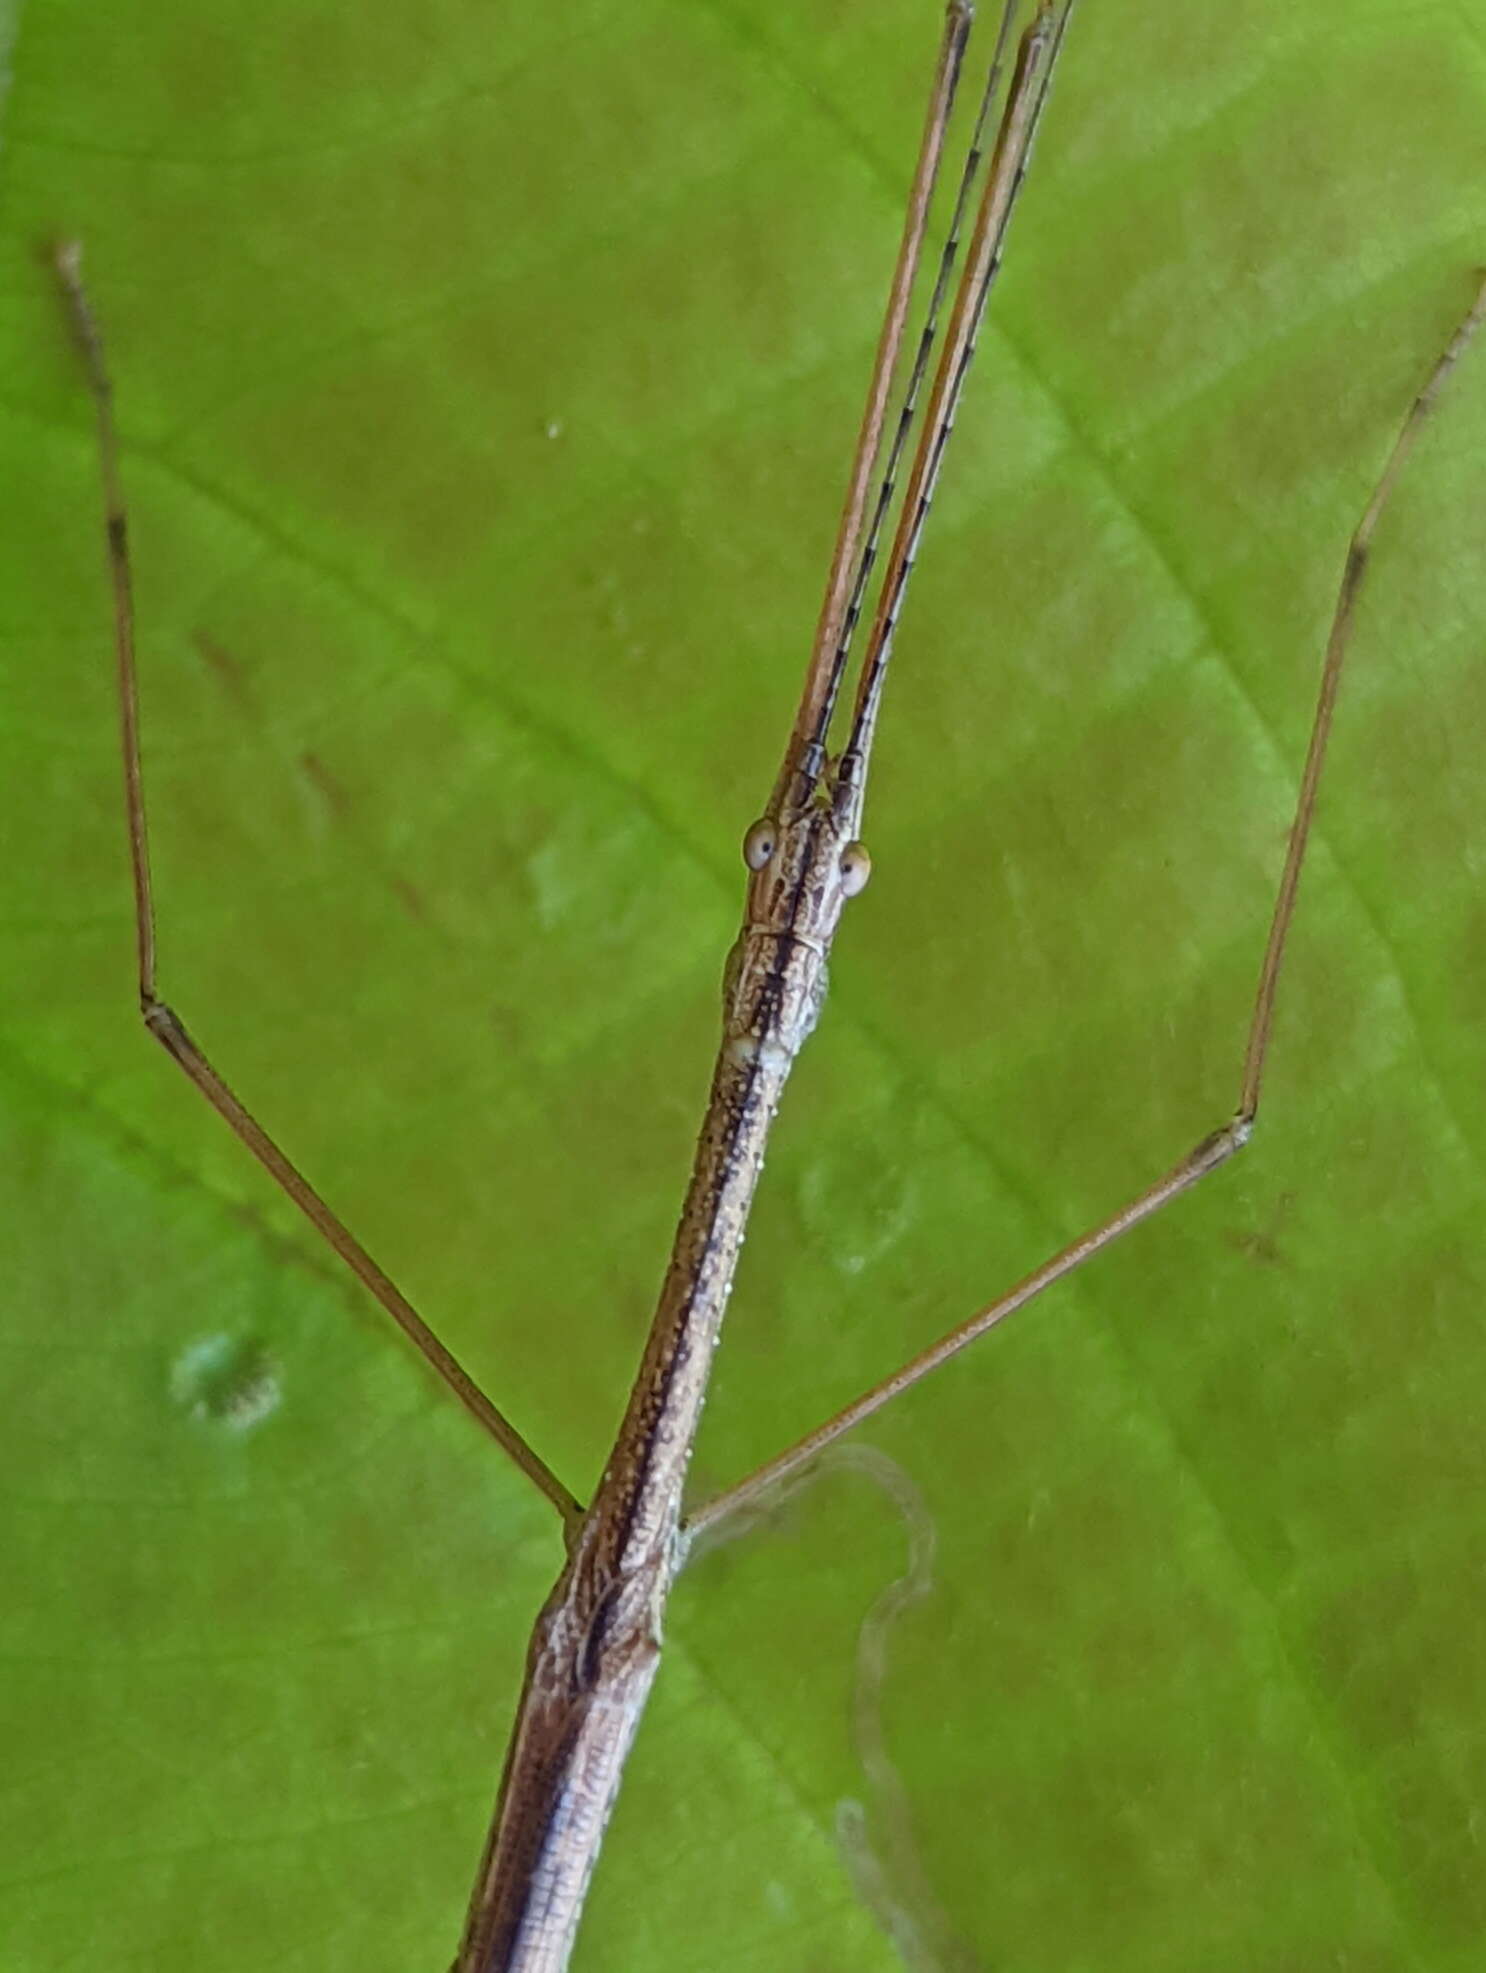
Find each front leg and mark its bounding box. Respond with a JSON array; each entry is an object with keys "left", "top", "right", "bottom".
[{"left": 687, "top": 272, "right": 1486, "bottom": 1544}]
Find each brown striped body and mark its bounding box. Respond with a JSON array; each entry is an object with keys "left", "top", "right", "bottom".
[{"left": 452, "top": 807, "right": 849, "bottom": 1969}]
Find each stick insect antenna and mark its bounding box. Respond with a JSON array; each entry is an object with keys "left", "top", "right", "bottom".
[
  {"left": 769, "top": 0, "right": 973, "bottom": 820},
  {"left": 835, "top": 0, "right": 1074, "bottom": 835},
  {"left": 803, "top": 0, "right": 1024, "bottom": 764}
]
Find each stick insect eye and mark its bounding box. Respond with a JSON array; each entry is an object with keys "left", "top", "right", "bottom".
[
  {"left": 839, "top": 841, "right": 872, "bottom": 896},
  {"left": 742, "top": 819, "right": 777, "bottom": 870}
]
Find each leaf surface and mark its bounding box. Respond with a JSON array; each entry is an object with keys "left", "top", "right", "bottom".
[{"left": 3, "top": 2, "right": 1486, "bottom": 1967}]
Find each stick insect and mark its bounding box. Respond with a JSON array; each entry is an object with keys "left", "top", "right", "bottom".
[{"left": 42, "top": 0, "right": 1485, "bottom": 1966}]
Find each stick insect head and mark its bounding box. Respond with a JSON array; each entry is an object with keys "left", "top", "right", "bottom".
[
  {"left": 740, "top": 761, "right": 872, "bottom": 935},
  {"left": 723, "top": 749, "right": 872, "bottom": 1056},
  {"left": 722, "top": 0, "right": 1074, "bottom": 1059}
]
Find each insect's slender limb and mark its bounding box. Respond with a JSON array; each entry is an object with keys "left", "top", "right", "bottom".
[
  {"left": 769, "top": 0, "right": 973, "bottom": 819},
  {"left": 1240, "top": 268, "right": 1486, "bottom": 1117},
  {"left": 684, "top": 1126, "right": 1242, "bottom": 1544},
  {"left": 53, "top": 240, "right": 582, "bottom": 1533},
  {"left": 688, "top": 270, "right": 1486, "bottom": 1545}
]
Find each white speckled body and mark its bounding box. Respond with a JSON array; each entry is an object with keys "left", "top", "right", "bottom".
[{"left": 452, "top": 798, "right": 866, "bottom": 1972}]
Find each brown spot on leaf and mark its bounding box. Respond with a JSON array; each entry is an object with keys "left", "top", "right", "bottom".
[
  {"left": 193, "top": 631, "right": 256, "bottom": 714},
  {"left": 1224, "top": 1189, "right": 1295, "bottom": 1268}
]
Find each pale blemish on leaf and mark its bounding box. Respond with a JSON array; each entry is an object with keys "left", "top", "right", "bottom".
[
  {"left": 826, "top": 1444, "right": 976, "bottom": 1973},
  {"left": 693, "top": 1442, "right": 966, "bottom": 1970},
  {"left": 169, "top": 1332, "right": 281, "bottom": 1432},
  {"left": 798, "top": 1136, "right": 915, "bottom": 1277}
]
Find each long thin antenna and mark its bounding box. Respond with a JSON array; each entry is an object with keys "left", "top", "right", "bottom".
[
  {"left": 837, "top": 0, "right": 1073, "bottom": 829},
  {"left": 770, "top": 0, "right": 973, "bottom": 816},
  {"left": 806, "top": 0, "right": 1023, "bottom": 756}
]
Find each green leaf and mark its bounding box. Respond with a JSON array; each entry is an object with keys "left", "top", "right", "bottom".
[{"left": 4, "top": 1, "right": 1486, "bottom": 1967}]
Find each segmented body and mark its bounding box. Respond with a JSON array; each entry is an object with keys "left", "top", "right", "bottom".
[{"left": 452, "top": 798, "right": 866, "bottom": 1970}]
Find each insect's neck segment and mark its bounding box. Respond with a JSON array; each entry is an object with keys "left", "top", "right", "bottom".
[{"left": 769, "top": 690, "right": 879, "bottom": 837}]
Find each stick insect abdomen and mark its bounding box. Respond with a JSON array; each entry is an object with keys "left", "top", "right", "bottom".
[
  {"left": 451, "top": 1533, "right": 664, "bottom": 1972},
  {"left": 455, "top": 1029, "right": 795, "bottom": 1969}
]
